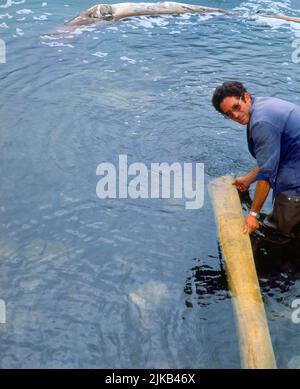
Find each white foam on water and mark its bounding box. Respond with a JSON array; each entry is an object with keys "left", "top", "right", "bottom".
[
  {"left": 0, "top": 22, "right": 9, "bottom": 28},
  {"left": 129, "top": 15, "right": 171, "bottom": 29},
  {"left": 92, "top": 51, "right": 108, "bottom": 58},
  {"left": 196, "top": 13, "right": 216, "bottom": 22},
  {"left": 136, "top": 17, "right": 155, "bottom": 29},
  {"left": 16, "top": 8, "right": 33, "bottom": 14},
  {"left": 41, "top": 41, "right": 74, "bottom": 48},
  {"left": 232, "top": 0, "right": 300, "bottom": 38},
  {"left": 290, "top": 21, "right": 300, "bottom": 38},
  {"left": 255, "top": 14, "right": 290, "bottom": 28},
  {"left": 69, "top": 25, "right": 97, "bottom": 36},
  {"left": 41, "top": 34, "right": 60, "bottom": 40},
  {"left": 14, "top": 27, "right": 23, "bottom": 36},
  {"left": 123, "top": 12, "right": 214, "bottom": 32},
  {"left": 120, "top": 56, "right": 136, "bottom": 64},
  {"left": 107, "top": 26, "right": 119, "bottom": 31},
  {"left": 0, "top": 0, "right": 26, "bottom": 9},
  {"left": 235, "top": 0, "right": 292, "bottom": 14},
  {"left": 180, "top": 13, "right": 191, "bottom": 20},
  {"left": 0, "top": 12, "right": 13, "bottom": 19},
  {"left": 233, "top": 0, "right": 295, "bottom": 30},
  {"left": 33, "top": 14, "right": 48, "bottom": 21},
  {"left": 254, "top": 14, "right": 300, "bottom": 39}
]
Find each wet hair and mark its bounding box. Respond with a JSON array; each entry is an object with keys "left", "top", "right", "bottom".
[{"left": 212, "top": 81, "right": 248, "bottom": 114}]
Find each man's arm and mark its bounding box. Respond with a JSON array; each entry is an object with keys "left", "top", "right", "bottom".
[
  {"left": 242, "top": 121, "right": 281, "bottom": 234},
  {"left": 232, "top": 165, "right": 259, "bottom": 191},
  {"left": 245, "top": 165, "right": 260, "bottom": 185},
  {"left": 243, "top": 179, "right": 270, "bottom": 234},
  {"left": 251, "top": 179, "right": 270, "bottom": 213}
]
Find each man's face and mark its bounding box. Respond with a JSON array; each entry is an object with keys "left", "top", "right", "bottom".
[{"left": 219, "top": 93, "right": 252, "bottom": 125}]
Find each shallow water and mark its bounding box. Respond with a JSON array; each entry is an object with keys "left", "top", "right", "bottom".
[{"left": 0, "top": 0, "right": 300, "bottom": 368}]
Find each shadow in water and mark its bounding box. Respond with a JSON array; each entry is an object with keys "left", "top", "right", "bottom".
[
  {"left": 240, "top": 189, "right": 300, "bottom": 294},
  {"left": 184, "top": 244, "right": 230, "bottom": 309},
  {"left": 184, "top": 191, "right": 300, "bottom": 307},
  {"left": 251, "top": 235, "right": 300, "bottom": 297}
]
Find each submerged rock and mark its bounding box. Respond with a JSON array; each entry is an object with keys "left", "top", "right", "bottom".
[
  {"left": 0, "top": 238, "right": 18, "bottom": 260},
  {"left": 24, "top": 239, "right": 69, "bottom": 262},
  {"left": 129, "top": 280, "right": 169, "bottom": 310}
]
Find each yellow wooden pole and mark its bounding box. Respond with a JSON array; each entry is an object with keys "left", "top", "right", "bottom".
[{"left": 208, "top": 175, "right": 277, "bottom": 369}]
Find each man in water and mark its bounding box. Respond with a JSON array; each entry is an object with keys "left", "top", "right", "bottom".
[{"left": 212, "top": 81, "right": 300, "bottom": 236}]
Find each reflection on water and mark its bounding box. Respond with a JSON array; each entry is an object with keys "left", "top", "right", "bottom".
[
  {"left": 252, "top": 237, "right": 300, "bottom": 293},
  {"left": 184, "top": 241, "right": 300, "bottom": 304},
  {"left": 239, "top": 190, "right": 300, "bottom": 289},
  {"left": 185, "top": 191, "right": 300, "bottom": 303},
  {"left": 184, "top": 248, "right": 229, "bottom": 309},
  {"left": 184, "top": 190, "right": 300, "bottom": 368}
]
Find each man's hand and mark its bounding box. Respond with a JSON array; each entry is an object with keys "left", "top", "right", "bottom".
[
  {"left": 243, "top": 214, "right": 260, "bottom": 234},
  {"left": 232, "top": 176, "right": 251, "bottom": 192}
]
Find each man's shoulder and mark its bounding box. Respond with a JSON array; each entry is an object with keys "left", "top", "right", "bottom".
[
  {"left": 253, "top": 96, "right": 296, "bottom": 111},
  {"left": 250, "top": 96, "right": 297, "bottom": 130},
  {"left": 250, "top": 120, "right": 280, "bottom": 139}
]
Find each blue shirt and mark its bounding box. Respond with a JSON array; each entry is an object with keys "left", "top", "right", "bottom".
[{"left": 247, "top": 96, "right": 300, "bottom": 196}]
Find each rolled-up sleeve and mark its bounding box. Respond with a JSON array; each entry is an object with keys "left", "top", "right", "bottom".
[{"left": 252, "top": 121, "right": 281, "bottom": 186}]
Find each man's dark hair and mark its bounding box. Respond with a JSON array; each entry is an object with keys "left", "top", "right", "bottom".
[{"left": 212, "top": 81, "right": 248, "bottom": 113}]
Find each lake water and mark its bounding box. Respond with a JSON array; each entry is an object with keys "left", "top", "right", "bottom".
[{"left": 0, "top": 0, "right": 300, "bottom": 368}]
